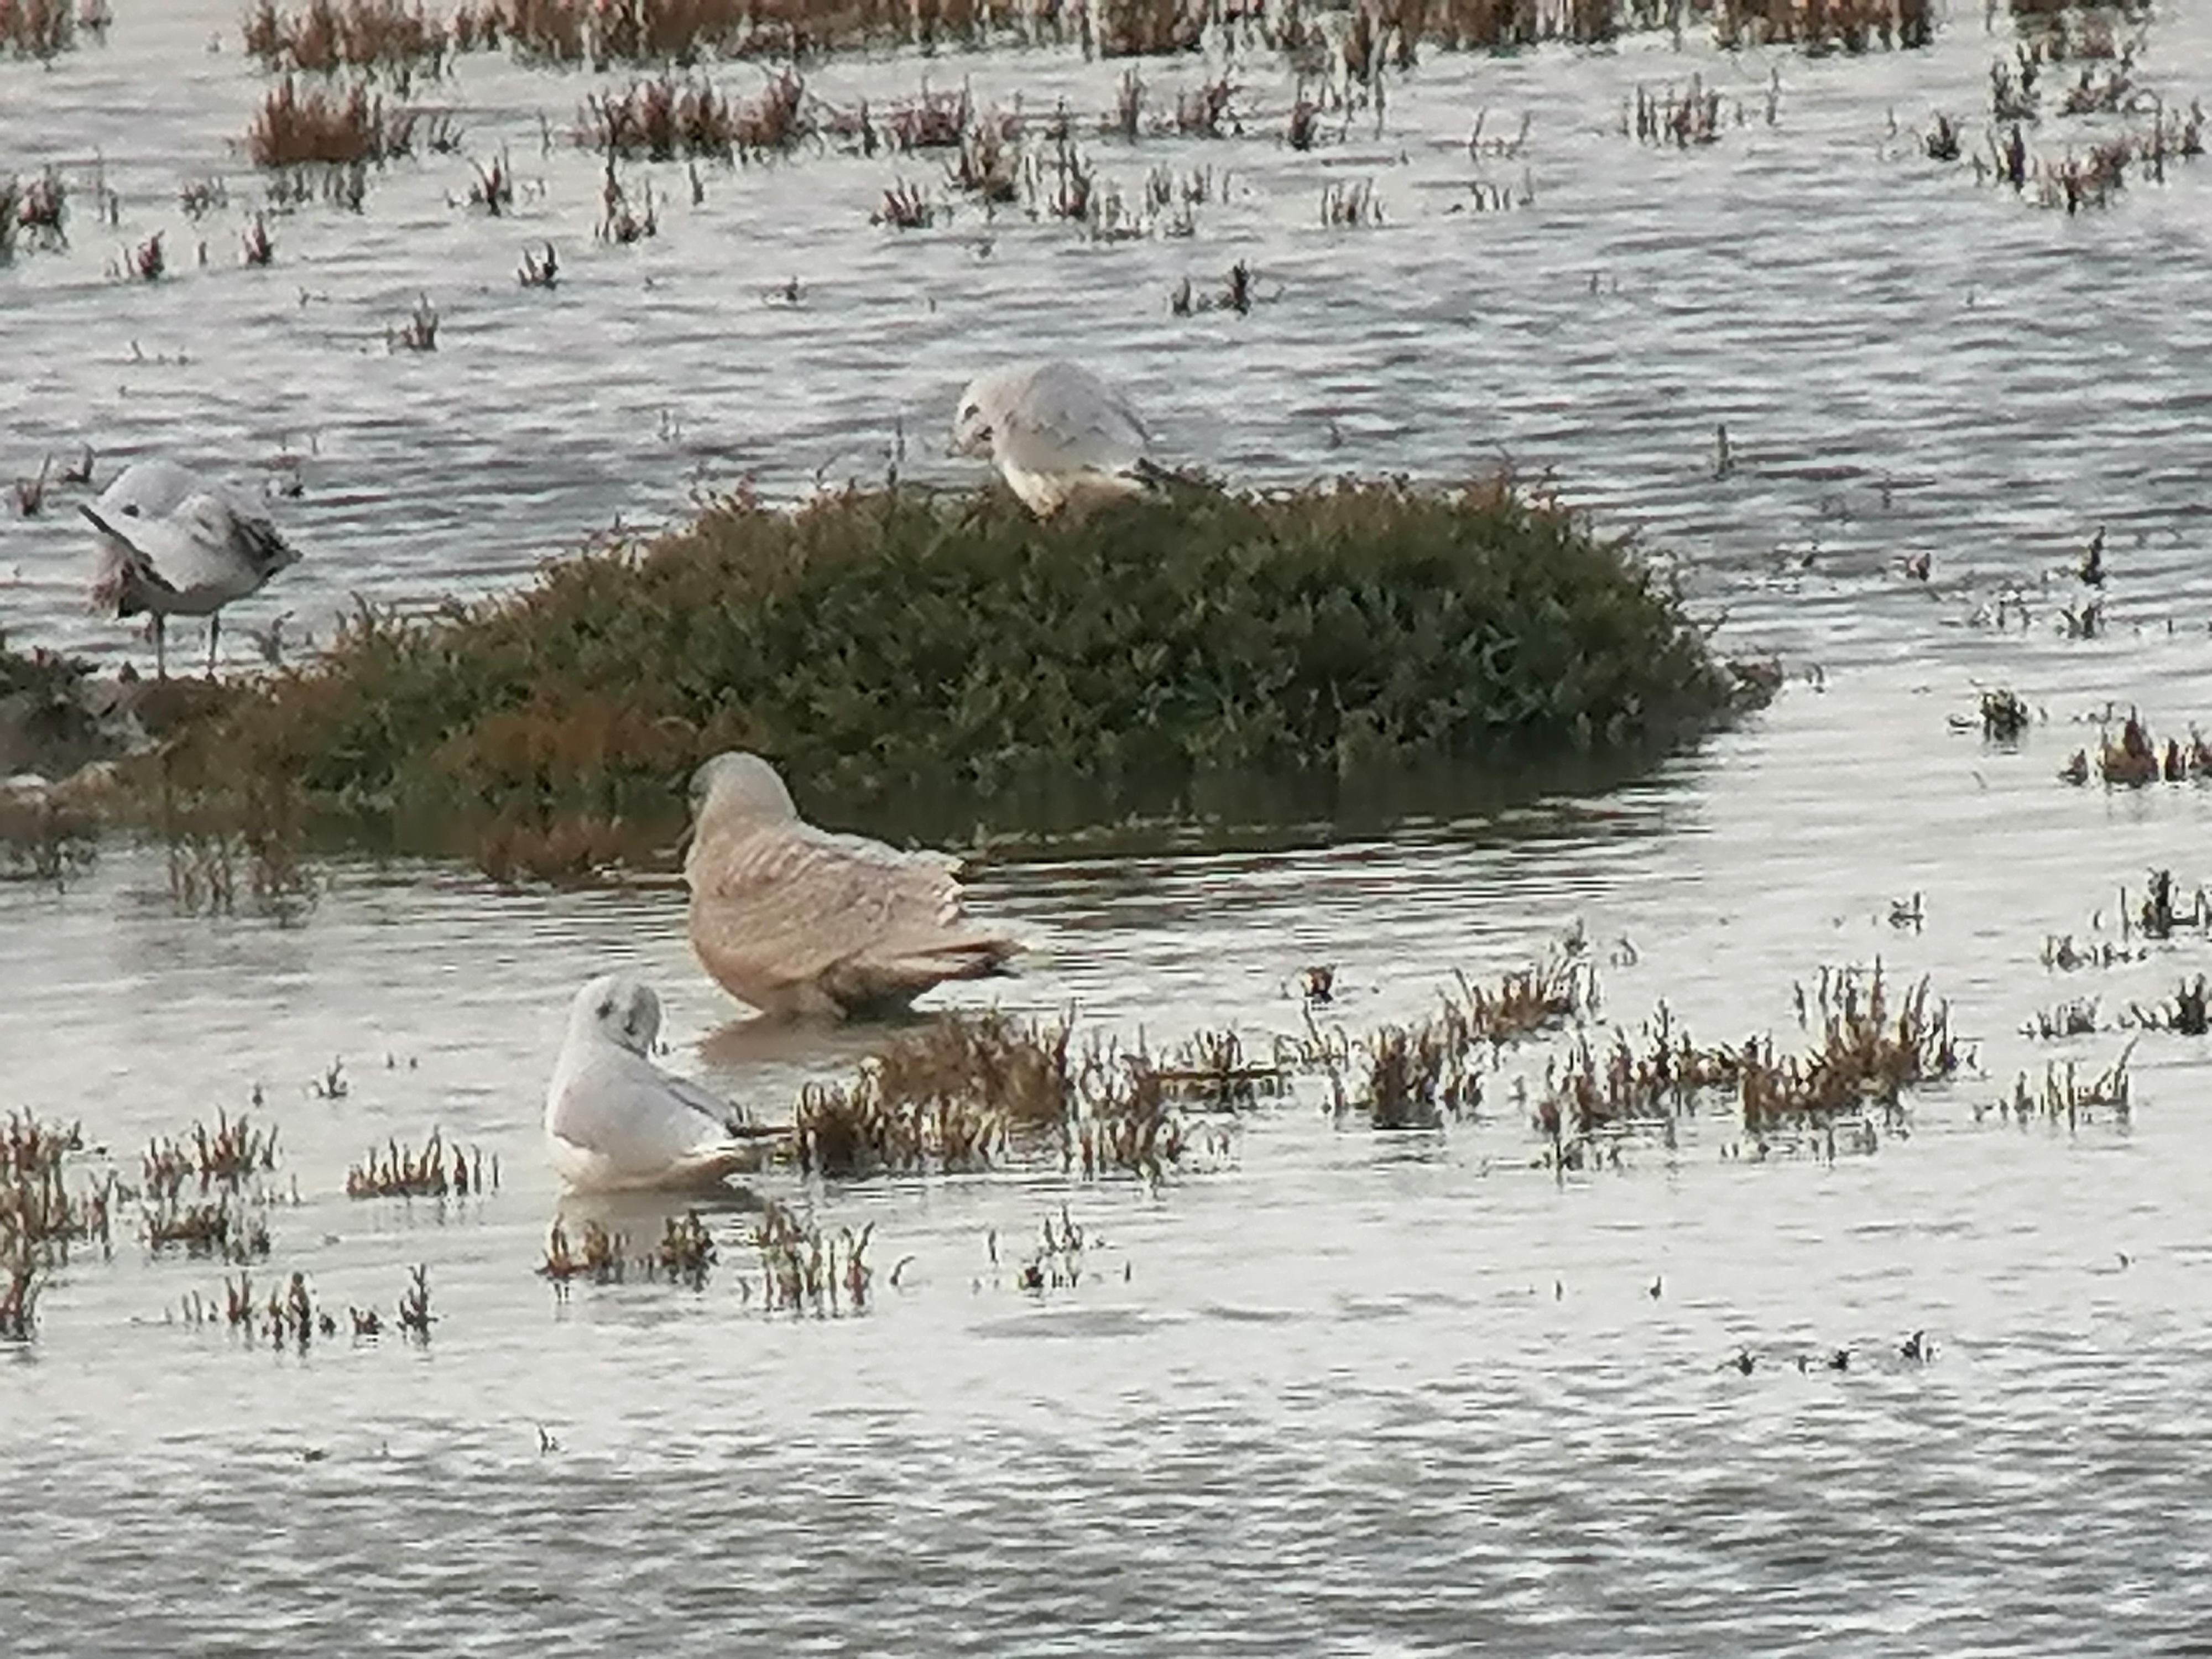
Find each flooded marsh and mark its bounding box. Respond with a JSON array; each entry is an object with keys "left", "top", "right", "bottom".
[{"left": 8, "top": 0, "right": 2212, "bottom": 1652}]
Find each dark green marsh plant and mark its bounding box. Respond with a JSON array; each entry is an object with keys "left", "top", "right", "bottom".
[{"left": 179, "top": 477, "right": 1757, "bottom": 870}]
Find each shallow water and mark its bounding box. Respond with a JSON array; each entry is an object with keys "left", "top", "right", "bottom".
[
  {"left": 3, "top": 2, "right": 2212, "bottom": 668},
  {"left": 7, "top": 4, "right": 2212, "bottom": 1654}
]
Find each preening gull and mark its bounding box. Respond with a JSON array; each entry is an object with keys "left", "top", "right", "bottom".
[
  {"left": 684, "top": 750, "right": 1020, "bottom": 1020},
  {"left": 544, "top": 973, "right": 780, "bottom": 1193},
  {"left": 950, "top": 359, "right": 1161, "bottom": 518},
  {"left": 80, "top": 458, "right": 301, "bottom": 678}
]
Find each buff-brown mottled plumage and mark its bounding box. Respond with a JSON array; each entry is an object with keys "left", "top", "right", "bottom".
[{"left": 682, "top": 752, "right": 1020, "bottom": 1019}]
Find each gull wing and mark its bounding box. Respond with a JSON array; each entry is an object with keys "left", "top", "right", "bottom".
[
  {"left": 997, "top": 364, "right": 1151, "bottom": 477},
  {"left": 688, "top": 821, "right": 1015, "bottom": 1013}
]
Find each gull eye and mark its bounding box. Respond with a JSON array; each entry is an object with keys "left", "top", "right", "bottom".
[
  {"left": 121, "top": 504, "right": 142, "bottom": 517},
  {"left": 595, "top": 997, "right": 615, "bottom": 1021}
]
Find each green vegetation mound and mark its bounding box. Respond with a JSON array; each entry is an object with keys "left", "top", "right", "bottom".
[{"left": 186, "top": 478, "right": 1755, "bottom": 866}]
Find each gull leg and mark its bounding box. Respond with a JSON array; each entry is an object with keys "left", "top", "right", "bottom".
[
  {"left": 206, "top": 612, "right": 220, "bottom": 680},
  {"left": 153, "top": 614, "right": 168, "bottom": 680}
]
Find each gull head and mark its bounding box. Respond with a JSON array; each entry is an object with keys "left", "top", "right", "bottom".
[
  {"left": 950, "top": 369, "right": 1015, "bottom": 459},
  {"left": 688, "top": 750, "right": 799, "bottom": 832},
  {"left": 569, "top": 972, "right": 662, "bottom": 1057}
]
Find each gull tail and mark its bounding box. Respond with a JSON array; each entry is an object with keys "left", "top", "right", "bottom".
[{"left": 236, "top": 514, "right": 301, "bottom": 578}]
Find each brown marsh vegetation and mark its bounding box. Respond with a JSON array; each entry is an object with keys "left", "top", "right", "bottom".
[
  {"left": 1319, "top": 943, "right": 1598, "bottom": 1130},
  {"left": 0, "top": 0, "right": 105, "bottom": 62},
  {"left": 755, "top": 1199, "right": 874, "bottom": 1316},
  {"left": 346, "top": 1128, "right": 497, "bottom": 1198},
  {"left": 248, "top": 77, "right": 414, "bottom": 169},
  {"left": 539, "top": 1211, "right": 714, "bottom": 1287},
  {"left": 1, "top": 1112, "right": 112, "bottom": 1339},
  {"left": 2058, "top": 714, "right": 2212, "bottom": 789},
  {"left": 795, "top": 1009, "right": 1198, "bottom": 1184},
  {"left": 1532, "top": 964, "right": 1965, "bottom": 1166},
  {"left": 1986, "top": 1045, "right": 2134, "bottom": 1128},
  {"left": 244, "top": 0, "right": 451, "bottom": 87}
]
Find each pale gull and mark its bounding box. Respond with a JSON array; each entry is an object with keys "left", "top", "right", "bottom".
[
  {"left": 544, "top": 972, "right": 781, "bottom": 1193},
  {"left": 684, "top": 750, "right": 1020, "bottom": 1020},
  {"left": 950, "top": 359, "right": 1161, "bottom": 518},
  {"left": 80, "top": 457, "right": 301, "bottom": 679}
]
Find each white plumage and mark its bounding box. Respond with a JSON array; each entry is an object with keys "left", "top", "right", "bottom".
[
  {"left": 544, "top": 973, "right": 776, "bottom": 1193},
  {"left": 684, "top": 751, "right": 1020, "bottom": 1020},
  {"left": 950, "top": 359, "right": 1158, "bottom": 517},
  {"left": 80, "top": 458, "right": 301, "bottom": 678}
]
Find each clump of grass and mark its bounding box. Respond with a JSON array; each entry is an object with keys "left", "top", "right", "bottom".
[
  {"left": 140, "top": 1109, "right": 279, "bottom": 1199},
  {"left": 1015, "top": 1203, "right": 1091, "bottom": 1291},
  {"left": 1988, "top": 1043, "right": 2134, "bottom": 1127},
  {"left": 0, "top": 0, "right": 80, "bottom": 60},
  {"left": 1320, "top": 178, "right": 1383, "bottom": 226},
  {"left": 1, "top": 1116, "right": 113, "bottom": 1339},
  {"left": 1320, "top": 940, "right": 1598, "bottom": 1131},
  {"left": 1439, "top": 948, "right": 1596, "bottom": 1051},
  {"left": 2128, "top": 868, "right": 2212, "bottom": 941},
  {"left": 540, "top": 1215, "right": 625, "bottom": 1285},
  {"left": 1979, "top": 688, "right": 2031, "bottom": 740},
  {"left": 397, "top": 1262, "right": 434, "bottom": 1340},
  {"left": 346, "top": 1128, "right": 494, "bottom": 1198},
  {"left": 387, "top": 292, "right": 439, "bottom": 350},
  {"left": 1534, "top": 965, "right": 1964, "bottom": 1165},
  {"left": 1630, "top": 77, "right": 1724, "bottom": 147},
  {"left": 656, "top": 1210, "right": 714, "bottom": 1286},
  {"left": 1145, "top": 1028, "right": 1287, "bottom": 1109},
  {"left": 2074, "top": 717, "right": 2212, "bottom": 789},
  {"left": 144, "top": 1196, "right": 270, "bottom": 1262},
  {"left": 174, "top": 478, "right": 1751, "bottom": 864},
  {"left": 2, "top": 1111, "right": 115, "bottom": 1331},
  {"left": 754, "top": 1200, "right": 872, "bottom": 1317},
  {"left": 243, "top": 0, "right": 450, "bottom": 88},
  {"left": 140, "top": 1108, "right": 281, "bottom": 1264},
  {"left": 1168, "top": 258, "right": 1254, "bottom": 317},
  {"left": 1741, "top": 964, "right": 1964, "bottom": 1132},
  {"left": 2125, "top": 976, "right": 2209, "bottom": 1036},
  {"left": 2042, "top": 932, "right": 2147, "bottom": 971},
  {"left": 247, "top": 76, "right": 406, "bottom": 168},
  {"left": 1535, "top": 1004, "right": 1741, "bottom": 1157},
  {"left": 792, "top": 1010, "right": 1198, "bottom": 1183},
  {"left": 586, "top": 75, "right": 740, "bottom": 159},
  {"left": 1331, "top": 1020, "right": 1475, "bottom": 1129},
  {"left": 1093, "top": 0, "right": 1203, "bottom": 58},
  {"left": 2023, "top": 996, "right": 2099, "bottom": 1038}
]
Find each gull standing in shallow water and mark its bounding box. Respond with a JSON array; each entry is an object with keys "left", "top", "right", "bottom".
[
  {"left": 544, "top": 973, "right": 782, "bottom": 1193},
  {"left": 950, "top": 359, "right": 1161, "bottom": 518},
  {"left": 684, "top": 750, "right": 1021, "bottom": 1020},
  {"left": 80, "top": 457, "right": 301, "bottom": 678}
]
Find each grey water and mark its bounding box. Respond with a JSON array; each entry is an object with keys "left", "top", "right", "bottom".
[{"left": 6, "top": 3, "right": 2212, "bottom": 1652}]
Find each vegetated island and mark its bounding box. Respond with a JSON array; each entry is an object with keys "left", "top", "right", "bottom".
[{"left": 7, "top": 476, "right": 1777, "bottom": 878}]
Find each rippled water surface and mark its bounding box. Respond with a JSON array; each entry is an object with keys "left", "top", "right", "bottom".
[{"left": 7, "top": 3, "right": 2212, "bottom": 1653}]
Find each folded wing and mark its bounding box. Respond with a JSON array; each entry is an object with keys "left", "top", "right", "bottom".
[
  {"left": 998, "top": 364, "right": 1151, "bottom": 479},
  {"left": 688, "top": 821, "right": 1017, "bottom": 1015}
]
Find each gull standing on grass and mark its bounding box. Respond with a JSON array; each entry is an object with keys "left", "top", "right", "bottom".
[
  {"left": 79, "top": 457, "right": 301, "bottom": 679},
  {"left": 950, "top": 359, "right": 1163, "bottom": 518},
  {"left": 684, "top": 750, "right": 1021, "bottom": 1020},
  {"left": 544, "top": 973, "right": 784, "bottom": 1193}
]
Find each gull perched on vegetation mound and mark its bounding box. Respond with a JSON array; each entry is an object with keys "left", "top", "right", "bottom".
[
  {"left": 684, "top": 750, "right": 1020, "bottom": 1020},
  {"left": 950, "top": 359, "right": 1162, "bottom": 518},
  {"left": 544, "top": 973, "right": 781, "bottom": 1192},
  {"left": 80, "top": 457, "right": 301, "bottom": 679}
]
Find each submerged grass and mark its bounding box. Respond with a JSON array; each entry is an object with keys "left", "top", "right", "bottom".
[
  {"left": 793, "top": 1008, "right": 1206, "bottom": 1183},
  {"left": 175, "top": 479, "right": 1755, "bottom": 867}
]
